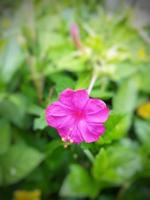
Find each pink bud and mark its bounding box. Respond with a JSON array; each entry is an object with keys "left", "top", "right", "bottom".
[
  {"left": 70, "top": 23, "right": 82, "bottom": 49},
  {"left": 70, "top": 23, "right": 79, "bottom": 39}
]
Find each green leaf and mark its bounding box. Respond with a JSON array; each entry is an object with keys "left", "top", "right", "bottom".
[
  {"left": 113, "top": 62, "right": 137, "bottom": 81},
  {"left": 135, "top": 118, "right": 150, "bottom": 177},
  {"left": 93, "top": 139, "right": 142, "bottom": 185},
  {"left": 135, "top": 118, "right": 150, "bottom": 146},
  {"left": 51, "top": 73, "right": 75, "bottom": 94},
  {"left": 0, "top": 120, "right": 11, "bottom": 155},
  {"left": 28, "top": 104, "right": 44, "bottom": 116},
  {"left": 0, "top": 144, "right": 44, "bottom": 186},
  {"left": 92, "top": 148, "right": 109, "bottom": 178},
  {"left": 91, "top": 89, "right": 113, "bottom": 100},
  {"left": 0, "top": 39, "right": 23, "bottom": 83},
  {"left": 75, "top": 73, "right": 91, "bottom": 89},
  {"left": 113, "top": 79, "right": 137, "bottom": 130},
  {"left": 52, "top": 54, "right": 87, "bottom": 73},
  {"left": 136, "top": 65, "right": 150, "bottom": 93},
  {"left": 60, "top": 164, "right": 99, "bottom": 198},
  {"left": 99, "top": 113, "right": 126, "bottom": 144},
  {"left": 0, "top": 94, "right": 28, "bottom": 128},
  {"left": 45, "top": 140, "right": 63, "bottom": 157},
  {"left": 33, "top": 110, "right": 47, "bottom": 130},
  {"left": 113, "top": 79, "right": 137, "bottom": 113}
]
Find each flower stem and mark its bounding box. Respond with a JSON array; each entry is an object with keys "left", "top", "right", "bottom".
[
  {"left": 83, "top": 149, "right": 94, "bottom": 163},
  {"left": 87, "top": 72, "right": 97, "bottom": 95},
  {"left": 116, "top": 182, "right": 130, "bottom": 200},
  {"left": 138, "top": 27, "right": 150, "bottom": 44}
]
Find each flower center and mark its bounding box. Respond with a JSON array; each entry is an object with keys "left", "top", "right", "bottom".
[{"left": 73, "top": 110, "right": 85, "bottom": 119}]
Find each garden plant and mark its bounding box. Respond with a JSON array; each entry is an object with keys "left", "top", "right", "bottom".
[{"left": 0, "top": 0, "right": 150, "bottom": 199}]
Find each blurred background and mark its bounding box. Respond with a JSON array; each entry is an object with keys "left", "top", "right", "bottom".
[{"left": 0, "top": 0, "right": 150, "bottom": 199}]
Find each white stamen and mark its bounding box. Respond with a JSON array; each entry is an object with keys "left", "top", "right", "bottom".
[
  {"left": 64, "top": 144, "right": 68, "bottom": 148},
  {"left": 70, "top": 139, "right": 74, "bottom": 143},
  {"left": 67, "top": 135, "right": 71, "bottom": 140}
]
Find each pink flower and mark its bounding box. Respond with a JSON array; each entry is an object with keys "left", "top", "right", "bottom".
[{"left": 45, "top": 89, "right": 109, "bottom": 144}]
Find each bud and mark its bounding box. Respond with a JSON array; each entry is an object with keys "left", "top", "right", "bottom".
[{"left": 70, "top": 23, "right": 83, "bottom": 50}]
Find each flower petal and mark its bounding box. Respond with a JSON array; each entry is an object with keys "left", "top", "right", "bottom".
[
  {"left": 86, "top": 99, "right": 107, "bottom": 113},
  {"left": 59, "top": 89, "right": 89, "bottom": 109},
  {"left": 46, "top": 103, "right": 75, "bottom": 129},
  {"left": 86, "top": 108, "right": 109, "bottom": 123},
  {"left": 86, "top": 99, "right": 109, "bottom": 123},
  {"left": 78, "top": 120, "right": 105, "bottom": 143},
  {"left": 58, "top": 124, "right": 84, "bottom": 143},
  {"left": 46, "top": 102, "right": 71, "bottom": 117},
  {"left": 59, "top": 88, "right": 74, "bottom": 107},
  {"left": 72, "top": 89, "right": 89, "bottom": 109}
]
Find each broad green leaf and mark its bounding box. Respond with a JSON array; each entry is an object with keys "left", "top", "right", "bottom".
[
  {"left": 98, "top": 113, "right": 126, "bottom": 144},
  {"left": 113, "top": 62, "right": 137, "bottom": 81},
  {"left": 92, "top": 148, "right": 109, "bottom": 178},
  {"left": 135, "top": 118, "right": 150, "bottom": 177},
  {"left": 60, "top": 164, "right": 99, "bottom": 198},
  {"left": 113, "top": 79, "right": 137, "bottom": 113},
  {"left": 0, "top": 39, "right": 23, "bottom": 83},
  {"left": 0, "top": 120, "right": 11, "bottom": 155},
  {"left": 75, "top": 73, "right": 91, "bottom": 89},
  {"left": 141, "top": 159, "right": 150, "bottom": 177},
  {"left": 135, "top": 118, "right": 150, "bottom": 146},
  {"left": 91, "top": 89, "right": 113, "bottom": 99},
  {"left": 50, "top": 73, "right": 75, "bottom": 94},
  {"left": 0, "top": 94, "right": 28, "bottom": 128},
  {"left": 113, "top": 79, "right": 137, "bottom": 130},
  {"left": 93, "top": 139, "right": 142, "bottom": 185},
  {"left": 141, "top": 155, "right": 150, "bottom": 177},
  {"left": 45, "top": 140, "right": 63, "bottom": 157},
  {"left": 0, "top": 144, "right": 44, "bottom": 186},
  {"left": 45, "top": 54, "right": 87, "bottom": 74},
  {"left": 136, "top": 65, "right": 150, "bottom": 93},
  {"left": 33, "top": 110, "right": 47, "bottom": 130},
  {"left": 28, "top": 105, "right": 44, "bottom": 116}
]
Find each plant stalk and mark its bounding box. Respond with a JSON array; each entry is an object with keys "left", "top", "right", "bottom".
[{"left": 87, "top": 72, "right": 97, "bottom": 95}]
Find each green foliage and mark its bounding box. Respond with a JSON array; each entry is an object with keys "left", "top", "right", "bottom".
[
  {"left": 93, "top": 139, "right": 142, "bottom": 185},
  {"left": 0, "top": 120, "right": 11, "bottom": 155},
  {"left": 0, "top": 0, "right": 150, "bottom": 199},
  {"left": 135, "top": 118, "right": 150, "bottom": 177},
  {"left": 122, "top": 182, "right": 150, "bottom": 200},
  {"left": 135, "top": 118, "right": 150, "bottom": 147},
  {"left": 60, "top": 164, "right": 99, "bottom": 198},
  {"left": 113, "top": 79, "right": 138, "bottom": 114},
  {"left": 136, "top": 65, "right": 150, "bottom": 93},
  {"left": 33, "top": 109, "right": 47, "bottom": 130},
  {"left": 113, "top": 79, "right": 138, "bottom": 131},
  {"left": 99, "top": 113, "right": 126, "bottom": 144},
  {"left": 50, "top": 73, "right": 75, "bottom": 93},
  {"left": 0, "top": 39, "right": 24, "bottom": 84},
  {"left": 0, "top": 144, "right": 44, "bottom": 186},
  {"left": 0, "top": 94, "right": 28, "bottom": 128},
  {"left": 75, "top": 72, "right": 91, "bottom": 89}
]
